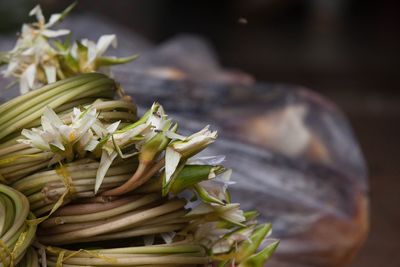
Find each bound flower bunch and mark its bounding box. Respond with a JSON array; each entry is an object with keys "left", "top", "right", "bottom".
[
  {"left": 0, "top": 3, "right": 137, "bottom": 94},
  {"left": 0, "top": 4, "right": 278, "bottom": 267}
]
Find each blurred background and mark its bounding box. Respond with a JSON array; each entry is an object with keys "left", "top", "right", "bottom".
[{"left": 0, "top": 0, "right": 399, "bottom": 266}]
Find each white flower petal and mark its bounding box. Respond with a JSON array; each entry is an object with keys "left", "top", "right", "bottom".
[
  {"left": 165, "top": 131, "right": 186, "bottom": 141},
  {"left": 218, "top": 204, "right": 246, "bottom": 224},
  {"left": 95, "top": 151, "right": 117, "bottom": 194},
  {"left": 84, "top": 139, "right": 99, "bottom": 152},
  {"left": 49, "top": 139, "right": 65, "bottom": 151},
  {"left": 72, "top": 108, "right": 82, "bottom": 118},
  {"left": 21, "top": 47, "right": 36, "bottom": 56},
  {"left": 187, "top": 155, "right": 225, "bottom": 165},
  {"left": 70, "top": 43, "right": 78, "bottom": 59},
  {"left": 29, "top": 5, "right": 45, "bottom": 24},
  {"left": 43, "top": 64, "right": 56, "bottom": 83},
  {"left": 86, "top": 40, "right": 97, "bottom": 65},
  {"left": 91, "top": 121, "right": 108, "bottom": 138},
  {"left": 42, "top": 29, "right": 70, "bottom": 38},
  {"left": 59, "top": 125, "right": 75, "bottom": 142},
  {"left": 45, "top": 14, "right": 62, "bottom": 28},
  {"left": 96, "top": 34, "right": 117, "bottom": 57},
  {"left": 106, "top": 121, "right": 121, "bottom": 134},
  {"left": 42, "top": 106, "right": 64, "bottom": 128},
  {"left": 165, "top": 147, "right": 182, "bottom": 184},
  {"left": 24, "top": 64, "right": 37, "bottom": 89},
  {"left": 19, "top": 129, "right": 52, "bottom": 151},
  {"left": 19, "top": 79, "right": 29, "bottom": 95},
  {"left": 186, "top": 202, "right": 213, "bottom": 216}
]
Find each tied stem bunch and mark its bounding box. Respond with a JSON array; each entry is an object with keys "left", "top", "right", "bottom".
[
  {"left": 0, "top": 3, "right": 137, "bottom": 94},
  {"left": 0, "top": 184, "right": 37, "bottom": 266},
  {"left": 0, "top": 73, "right": 136, "bottom": 184},
  {"left": 0, "top": 4, "right": 278, "bottom": 267}
]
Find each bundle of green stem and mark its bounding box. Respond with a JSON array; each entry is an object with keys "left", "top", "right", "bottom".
[
  {"left": 37, "top": 194, "right": 188, "bottom": 245},
  {"left": 0, "top": 4, "right": 278, "bottom": 266},
  {"left": 12, "top": 158, "right": 137, "bottom": 216},
  {"left": 43, "top": 243, "right": 208, "bottom": 266},
  {"left": 0, "top": 184, "right": 36, "bottom": 266},
  {"left": 16, "top": 247, "right": 39, "bottom": 267},
  {"left": 0, "top": 73, "right": 137, "bottom": 184},
  {"left": 0, "top": 73, "right": 277, "bottom": 266}
]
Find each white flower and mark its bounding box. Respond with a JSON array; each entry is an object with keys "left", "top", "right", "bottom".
[
  {"left": 71, "top": 35, "right": 117, "bottom": 72},
  {"left": 187, "top": 155, "right": 225, "bottom": 165},
  {"left": 211, "top": 227, "right": 254, "bottom": 255},
  {"left": 194, "top": 222, "right": 230, "bottom": 247},
  {"left": 186, "top": 202, "right": 246, "bottom": 226},
  {"left": 28, "top": 5, "right": 71, "bottom": 38},
  {"left": 198, "top": 169, "right": 234, "bottom": 201},
  {"left": 2, "top": 4, "right": 72, "bottom": 93},
  {"left": 164, "top": 126, "right": 217, "bottom": 184},
  {"left": 215, "top": 203, "right": 246, "bottom": 225},
  {"left": 18, "top": 106, "right": 99, "bottom": 162},
  {"left": 94, "top": 103, "right": 172, "bottom": 193}
]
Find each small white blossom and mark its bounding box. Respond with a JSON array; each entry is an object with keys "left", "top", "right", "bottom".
[
  {"left": 164, "top": 126, "right": 217, "bottom": 184},
  {"left": 94, "top": 103, "right": 172, "bottom": 193},
  {"left": 198, "top": 169, "right": 234, "bottom": 201},
  {"left": 71, "top": 35, "right": 117, "bottom": 73},
  {"left": 18, "top": 106, "right": 99, "bottom": 163},
  {"left": 2, "top": 5, "right": 72, "bottom": 93},
  {"left": 186, "top": 201, "right": 245, "bottom": 226}
]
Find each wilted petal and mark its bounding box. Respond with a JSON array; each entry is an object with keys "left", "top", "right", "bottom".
[{"left": 96, "top": 34, "right": 117, "bottom": 57}]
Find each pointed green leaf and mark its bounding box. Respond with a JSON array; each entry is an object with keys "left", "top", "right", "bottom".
[
  {"left": 235, "top": 223, "right": 272, "bottom": 262},
  {"left": 238, "top": 241, "right": 279, "bottom": 267},
  {"left": 96, "top": 54, "right": 139, "bottom": 67},
  {"left": 170, "top": 164, "right": 216, "bottom": 194}
]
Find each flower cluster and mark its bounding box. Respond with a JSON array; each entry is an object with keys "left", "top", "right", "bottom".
[
  {"left": 0, "top": 4, "right": 278, "bottom": 267},
  {"left": 0, "top": 4, "right": 136, "bottom": 93},
  {"left": 18, "top": 106, "right": 101, "bottom": 163},
  {"left": 17, "top": 101, "right": 278, "bottom": 264}
]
